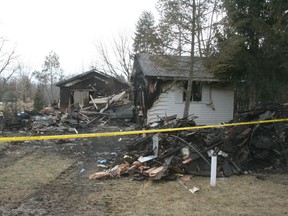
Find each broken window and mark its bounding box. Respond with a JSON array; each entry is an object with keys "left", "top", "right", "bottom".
[{"left": 183, "top": 81, "right": 202, "bottom": 102}]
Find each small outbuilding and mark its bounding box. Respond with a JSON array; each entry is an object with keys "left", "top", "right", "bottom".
[
  {"left": 56, "top": 69, "right": 128, "bottom": 112},
  {"left": 131, "top": 53, "right": 234, "bottom": 125}
]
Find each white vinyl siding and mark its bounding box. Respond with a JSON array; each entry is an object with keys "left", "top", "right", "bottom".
[{"left": 147, "top": 84, "right": 234, "bottom": 125}]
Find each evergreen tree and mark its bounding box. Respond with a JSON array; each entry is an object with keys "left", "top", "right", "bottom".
[
  {"left": 157, "top": 0, "right": 191, "bottom": 55},
  {"left": 133, "top": 11, "right": 161, "bottom": 54},
  {"left": 33, "top": 85, "right": 44, "bottom": 111},
  {"left": 156, "top": 0, "right": 221, "bottom": 56},
  {"left": 210, "top": 0, "right": 288, "bottom": 108}
]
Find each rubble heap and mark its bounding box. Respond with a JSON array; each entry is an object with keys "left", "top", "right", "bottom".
[{"left": 90, "top": 103, "right": 288, "bottom": 181}]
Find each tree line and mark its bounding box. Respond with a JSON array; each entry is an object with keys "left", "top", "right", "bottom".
[
  {"left": 132, "top": 0, "right": 288, "bottom": 110},
  {"left": 1, "top": 0, "right": 287, "bottom": 114},
  {"left": 0, "top": 43, "right": 63, "bottom": 112},
  {"left": 94, "top": 0, "right": 287, "bottom": 111}
]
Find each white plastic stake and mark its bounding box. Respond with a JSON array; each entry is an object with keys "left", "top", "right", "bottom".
[{"left": 210, "top": 155, "right": 217, "bottom": 187}]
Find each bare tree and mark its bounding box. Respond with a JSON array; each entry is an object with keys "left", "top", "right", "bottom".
[
  {"left": 183, "top": 0, "right": 196, "bottom": 118},
  {"left": 93, "top": 33, "right": 132, "bottom": 81},
  {"left": 16, "top": 64, "right": 34, "bottom": 102},
  {"left": 33, "top": 51, "right": 63, "bottom": 105},
  {"left": 156, "top": 0, "right": 222, "bottom": 118},
  {"left": 0, "top": 37, "right": 19, "bottom": 84}
]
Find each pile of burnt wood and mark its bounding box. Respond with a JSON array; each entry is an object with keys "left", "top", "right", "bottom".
[
  {"left": 89, "top": 103, "right": 288, "bottom": 181},
  {"left": 2, "top": 103, "right": 134, "bottom": 134}
]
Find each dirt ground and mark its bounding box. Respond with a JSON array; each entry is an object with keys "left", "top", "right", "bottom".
[{"left": 0, "top": 126, "right": 288, "bottom": 216}]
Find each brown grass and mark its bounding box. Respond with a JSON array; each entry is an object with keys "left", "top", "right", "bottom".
[
  {"left": 0, "top": 146, "right": 287, "bottom": 215},
  {"left": 0, "top": 152, "right": 75, "bottom": 203},
  {"left": 84, "top": 174, "right": 288, "bottom": 216}
]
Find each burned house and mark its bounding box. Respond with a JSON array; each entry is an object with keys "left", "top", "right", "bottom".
[
  {"left": 56, "top": 69, "right": 128, "bottom": 112},
  {"left": 131, "top": 53, "right": 234, "bottom": 125}
]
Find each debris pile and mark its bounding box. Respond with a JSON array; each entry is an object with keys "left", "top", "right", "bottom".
[
  {"left": 2, "top": 92, "right": 134, "bottom": 134},
  {"left": 89, "top": 103, "right": 288, "bottom": 181}
]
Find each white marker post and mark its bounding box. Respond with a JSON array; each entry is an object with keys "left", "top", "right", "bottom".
[{"left": 210, "top": 152, "right": 217, "bottom": 187}]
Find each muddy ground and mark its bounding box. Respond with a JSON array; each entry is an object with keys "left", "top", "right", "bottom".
[{"left": 0, "top": 125, "right": 288, "bottom": 216}]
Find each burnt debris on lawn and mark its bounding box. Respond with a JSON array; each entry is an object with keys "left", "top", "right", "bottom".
[
  {"left": 1, "top": 102, "right": 288, "bottom": 181},
  {"left": 1, "top": 90, "right": 134, "bottom": 134},
  {"left": 89, "top": 103, "right": 288, "bottom": 181}
]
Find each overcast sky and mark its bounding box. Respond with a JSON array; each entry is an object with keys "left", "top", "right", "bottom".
[{"left": 0, "top": 0, "right": 158, "bottom": 76}]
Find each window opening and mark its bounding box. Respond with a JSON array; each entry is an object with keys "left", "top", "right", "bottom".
[{"left": 183, "top": 81, "right": 202, "bottom": 102}]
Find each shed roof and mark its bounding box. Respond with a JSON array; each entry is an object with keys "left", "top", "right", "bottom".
[
  {"left": 56, "top": 69, "right": 127, "bottom": 87},
  {"left": 133, "top": 53, "right": 218, "bottom": 81}
]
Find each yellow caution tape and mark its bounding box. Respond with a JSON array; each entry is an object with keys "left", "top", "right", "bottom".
[{"left": 0, "top": 118, "right": 288, "bottom": 142}]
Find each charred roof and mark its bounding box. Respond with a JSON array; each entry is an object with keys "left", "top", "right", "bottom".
[
  {"left": 56, "top": 69, "right": 128, "bottom": 88},
  {"left": 132, "top": 53, "right": 218, "bottom": 81}
]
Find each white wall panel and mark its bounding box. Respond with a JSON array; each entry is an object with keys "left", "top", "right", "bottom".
[{"left": 147, "top": 85, "right": 234, "bottom": 125}]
